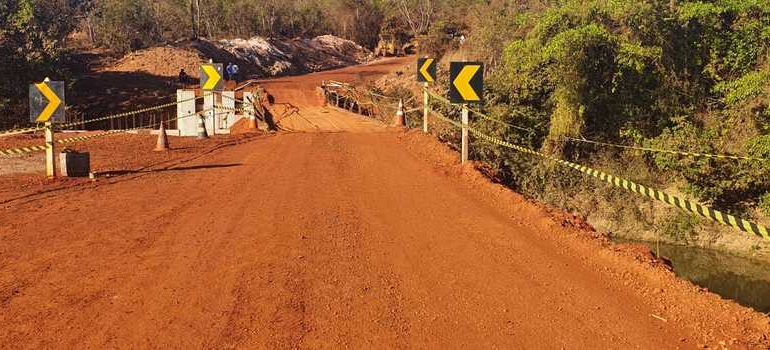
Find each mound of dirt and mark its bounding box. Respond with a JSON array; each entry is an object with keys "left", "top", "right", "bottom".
[
  {"left": 104, "top": 45, "right": 204, "bottom": 78},
  {"left": 216, "top": 35, "right": 370, "bottom": 76},
  {"left": 99, "top": 35, "right": 370, "bottom": 80}
]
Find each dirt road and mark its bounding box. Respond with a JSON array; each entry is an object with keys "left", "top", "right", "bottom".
[
  {"left": 258, "top": 57, "right": 406, "bottom": 133},
  {"left": 2, "top": 59, "right": 769, "bottom": 349}
]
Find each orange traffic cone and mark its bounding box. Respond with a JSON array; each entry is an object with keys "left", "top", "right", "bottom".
[
  {"left": 394, "top": 99, "right": 406, "bottom": 128},
  {"left": 154, "top": 122, "right": 170, "bottom": 151},
  {"left": 248, "top": 114, "right": 258, "bottom": 130}
]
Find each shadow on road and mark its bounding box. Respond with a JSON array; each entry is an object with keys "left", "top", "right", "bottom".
[{"left": 95, "top": 163, "right": 242, "bottom": 177}]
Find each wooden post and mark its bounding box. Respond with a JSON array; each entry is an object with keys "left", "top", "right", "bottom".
[
  {"left": 461, "top": 105, "right": 469, "bottom": 164},
  {"left": 45, "top": 121, "right": 55, "bottom": 178},
  {"left": 423, "top": 82, "right": 429, "bottom": 133}
]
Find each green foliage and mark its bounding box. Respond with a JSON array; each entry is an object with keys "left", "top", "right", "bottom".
[
  {"left": 678, "top": 0, "right": 770, "bottom": 81},
  {"left": 0, "top": 0, "right": 77, "bottom": 129},
  {"left": 616, "top": 43, "right": 662, "bottom": 73},
  {"left": 714, "top": 69, "right": 770, "bottom": 105},
  {"left": 415, "top": 19, "right": 462, "bottom": 58},
  {"left": 466, "top": 5, "right": 530, "bottom": 69},
  {"left": 84, "top": 0, "right": 388, "bottom": 52},
  {"left": 661, "top": 213, "right": 700, "bottom": 242},
  {"left": 91, "top": 0, "right": 160, "bottom": 54},
  {"left": 413, "top": 0, "right": 770, "bottom": 242},
  {"left": 759, "top": 192, "right": 770, "bottom": 216}
]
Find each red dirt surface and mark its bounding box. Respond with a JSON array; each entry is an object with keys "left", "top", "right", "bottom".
[
  {"left": 105, "top": 46, "right": 205, "bottom": 79},
  {"left": 0, "top": 133, "right": 264, "bottom": 205},
  {"left": 256, "top": 56, "right": 412, "bottom": 132},
  {"left": 1, "top": 58, "right": 769, "bottom": 349}
]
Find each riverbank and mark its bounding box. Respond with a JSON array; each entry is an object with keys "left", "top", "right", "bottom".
[{"left": 616, "top": 238, "right": 770, "bottom": 314}]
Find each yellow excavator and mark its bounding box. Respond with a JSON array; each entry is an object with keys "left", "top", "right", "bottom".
[{"left": 374, "top": 34, "right": 415, "bottom": 57}]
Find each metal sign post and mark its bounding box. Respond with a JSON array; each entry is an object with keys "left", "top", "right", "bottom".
[
  {"left": 461, "top": 105, "right": 469, "bottom": 164},
  {"left": 448, "top": 62, "right": 484, "bottom": 164},
  {"left": 423, "top": 82, "right": 429, "bottom": 133},
  {"left": 45, "top": 122, "right": 55, "bottom": 178},
  {"left": 29, "top": 78, "right": 65, "bottom": 178},
  {"left": 417, "top": 58, "right": 436, "bottom": 134}
]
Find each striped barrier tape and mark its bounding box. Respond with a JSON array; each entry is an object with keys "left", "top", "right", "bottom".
[
  {"left": 563, "top": 136, "right": 770, "bottom": 162},
  {"left": 55, "top": 129, "right": 134, "bottom": 145},
  {"left": 59, "top": 96, "right": 203, "bottom": 129},
  {"left": 0, "top": 144, "right": 49, "bottom": 156},
  {"left": 212, "top": 104, "right": 247, "bottom": 113},
  {"left": 57, "top": 109, "right": 212, "bottom": 146},
  {"left": 0, "top": 109, "right": 211, "bottom": 157},
  {"left": 0, "top": 95, "right": 204, "bottom": 138},
  {"left": 425, "top": 90, "right": 534, "bottom": 134},
  {"left": 0, "top": 125, "right": 46, "bottom": 137},
  {"left": 429, "top": 110, "right": 770, "bottom": 240}
]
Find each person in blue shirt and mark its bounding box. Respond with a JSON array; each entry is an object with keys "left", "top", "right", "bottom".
[
  {"left": 230, "top": 63, "right": 240, "bottom": 83},
  {"left": 225, "top": 62, "right": 233, "bottom": 81}
]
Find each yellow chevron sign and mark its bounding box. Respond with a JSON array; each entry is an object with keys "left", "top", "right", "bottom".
[
  {"left": 200, "top": 63, "right": 223, "bottom": 91},
  {"left": 449, "top": 62, "right": 483, "bottom": 103},
  {"left": 417, "top": 58, "right": 436, "bottom": 83},
  {"left": 29, "top": 80, "right": 65, "bottom": 123}
]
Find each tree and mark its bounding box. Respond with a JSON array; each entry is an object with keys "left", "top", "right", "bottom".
[
  {"left": 396, "top": 0, "right": 433, "bottom": 36},
  {"left": 90, "top": 0, "right": 161, "bottom": 54},
  {"left": 0, "top": 0, "right": 77, "bottom": 128}
]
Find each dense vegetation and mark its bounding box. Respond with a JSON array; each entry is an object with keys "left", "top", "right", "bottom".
[
  {"left": 424, "top": 0, "right": 770, "bottom": 247},
  {"left": 82, "top": 0, "right": 461, "bottom": 53},
  {"left": 0, "top": 0, "right": 77, "bottom": 129}
]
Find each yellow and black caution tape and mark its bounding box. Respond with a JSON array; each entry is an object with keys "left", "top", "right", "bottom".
[
  {"left": 55, "top": 129, "right": 133, "bottom": 145},
  {"left": 564, "top": 136, "right": 770, "bottom": 162},
  {"left": 0, "top": 95, "right": 204, "bottom": 138},
  {"left": 0, "top": 109, "right": 211, "bottom": 157},
  {"left": 429, "top": 110, "right": 770, "bottom": 240},
  {"left": 59, "top": 95, "right": 203, "bottom": 129},
  {"left": 0, "top": 144, "right": 49, "bottom": 156},
  {"left": 425, "top": 90, "right": 534, "bottom": 134},
  {"left": 212, "top": 104, "right": 248, "bottom": 113},
  {"left": 57, "top": 108, "right": 212, "bottom": 146},
  {"left": 0, "top": 125, "right": 46, "bottom": 137}
]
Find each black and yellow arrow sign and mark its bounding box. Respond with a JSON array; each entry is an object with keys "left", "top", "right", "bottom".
[
  {"left": 449, "top": 62, "right": 483, "bottom": 104},
  {"left": 200, "top": 63, "right": 224, "bottom": 91},
  {"left": 29, "top": 80, "right": 65, "bottom": 123},
  {"left": 417, "top": 58, "right": 437, "bottom": 83}
]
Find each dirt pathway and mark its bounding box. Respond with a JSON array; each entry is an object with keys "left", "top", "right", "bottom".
[
  {"left": 1, "top": 58, "right": 769, "bottom": 349},
  {"left": 258, "top": 57, "right": 408, "bottom": 133}
]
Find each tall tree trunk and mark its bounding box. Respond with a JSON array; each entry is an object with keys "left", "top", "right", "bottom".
[
  {"left": 190, "top": 0, "right": 200, "bottom": 38},
  {"left": 85, "top": 13, "right": 95, "bottom": 45}
]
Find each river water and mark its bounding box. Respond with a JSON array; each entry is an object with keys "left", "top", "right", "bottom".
[{"left": 620, "top": 240, "right": 770, "bottom": 314}]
